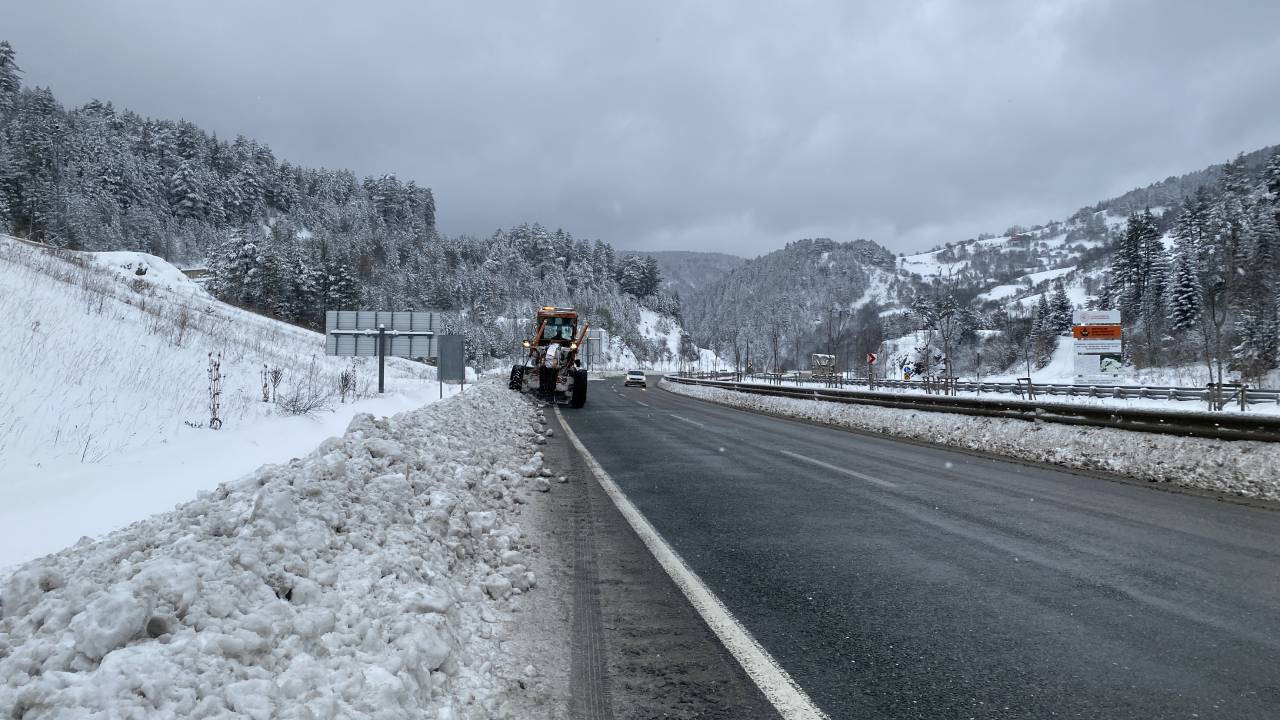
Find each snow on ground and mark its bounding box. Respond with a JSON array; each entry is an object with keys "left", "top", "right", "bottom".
[
  {"left": 1023, "top": 265, "right": 1075, "bottom": 284},
  {"left": 1007, "top": 283, "right": 1088, "bottom": 311},
  {"left": 0, "top": 383, "right": 557, "bottom": 718},
  {"left": 897, "top": 248, "right": 967, "bottom": 279},
  {"left": 977, "top": 282, "right": 1023, "bottom": 302},
  {"left": 0, "top": 237, "right": 451, "bottom": 569},
  {"left": 661, "top": 380, "right": 1280, "bottom": 501},
  {"left": 0, "top": 383, "right": 461, "bottom": 570}
]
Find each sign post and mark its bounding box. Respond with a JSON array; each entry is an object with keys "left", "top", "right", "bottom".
[
  {"left": 866, "top": 352, "right": 877, "bottom": 388},
  {"left": 377, "top": 324, "right": 386, "bottom": 393},
  {"left": 1072, "top": 310, "right": 1122, "bottom": 384}
]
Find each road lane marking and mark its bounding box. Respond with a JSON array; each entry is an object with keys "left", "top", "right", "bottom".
[
  {"left": 557, "top": 408, "right": 830, "bottom": 720},
  {"left": 669, "top": 413, "right": 706, "bottom": 429},
  {"left": 780, "top": 450, "right": 898, "bottom": 489},
  {"left": 635, "top": 401, "right": 650, "bottom": 407}
]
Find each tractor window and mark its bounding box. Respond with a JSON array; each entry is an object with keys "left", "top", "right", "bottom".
[{"left": 541, "top": 317, "right": 576, "bottom": 342}]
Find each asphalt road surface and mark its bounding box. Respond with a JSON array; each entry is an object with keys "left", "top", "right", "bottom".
[{"left": 559, "top": 375, "right": 1280, "bottom": 719}]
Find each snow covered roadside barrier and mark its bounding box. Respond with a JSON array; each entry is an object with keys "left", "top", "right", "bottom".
[
  {"left": 662, "top": 380, "right": 1280, "bottom": 502},
  {"left": 0, "top": 383, "right": 551, "bottom": 718}
]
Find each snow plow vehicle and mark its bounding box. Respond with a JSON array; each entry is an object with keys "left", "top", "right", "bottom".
[{"left": 508, "top": 306, "right": 589, "bottom": 408}]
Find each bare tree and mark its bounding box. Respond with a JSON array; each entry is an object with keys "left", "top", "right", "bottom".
[
  {"left": 822, "top": 305, "right": 850, "bottom": 355},
  {"left": 911, "top": 272, "right": 970, "bottom": 378},
  {"left": 768, "top": 321, "right": 783, "bottom": 373}
]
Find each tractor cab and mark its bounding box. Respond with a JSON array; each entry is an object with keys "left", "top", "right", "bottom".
[
  {"left": 539, "top": 315, "right": 578, "bottom": 344},
  {"left": 531, "top": 307, "right": 579, "bottom": 345}
]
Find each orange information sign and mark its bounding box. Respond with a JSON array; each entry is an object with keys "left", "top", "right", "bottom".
[{"left": 1072, "top": 325, "right": 1122, "bottom": 340}]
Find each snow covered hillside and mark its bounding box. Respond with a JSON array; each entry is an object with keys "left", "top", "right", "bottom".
[
  {"left": 0, "top": 236, "right": 448, "bottom": 568},
  {"left": 679, "top": 145, "right": 1280, "bottom": 385},
  {"left": 0, "top": 384, "right": 558, "bottom": 718},
  {"left": 587, "top": 308, "right": 721, "bottom": 372}
]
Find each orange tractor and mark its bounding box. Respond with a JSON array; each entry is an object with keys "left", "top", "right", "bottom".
[{"left": 508, "top": 306, "right": 589, "bottom": 408}]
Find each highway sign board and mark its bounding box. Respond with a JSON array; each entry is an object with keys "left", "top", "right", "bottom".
[
  {"left": 1073, "top": 309, "right": 1120, "bottom": 325},
  {"left": 325, "top": 310, "right": 439, "bottom": 359},
  {"left": 1073, "top": 325, "right": 1122, "bottom": 340},
  {"left": 1073, "top": 310, "right": 1122, "bottom": 384},
  {"left": 326, "top": 310, "right": 443, "bottom": 393}
]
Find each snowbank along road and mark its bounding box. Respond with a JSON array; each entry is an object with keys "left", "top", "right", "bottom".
[
  {"left": 0, "top": 384, "right": 560, "bottom": 719},
  {"left": 558, "top": 375, "right": 1280, "bottom": 719}
]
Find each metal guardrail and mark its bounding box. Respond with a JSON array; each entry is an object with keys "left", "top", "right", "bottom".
[
  {"left": 673, "top": 372, "right": 1280, "bottom": 409},
  {"left": 664, "top": 375, "right": 1280, "bottom": 443}
]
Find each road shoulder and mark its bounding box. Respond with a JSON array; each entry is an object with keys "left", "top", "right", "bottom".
[{"left": 542, "top": 403, "right": 782, "bottom": 720}]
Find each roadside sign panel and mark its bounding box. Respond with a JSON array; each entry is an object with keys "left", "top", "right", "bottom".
[
  {"left": 1073, "top": 310, "right": 1123, "bottom": 383},
  {"left": 325, "top": 310, "right": 439, "bottom": 359},
  {"left": 1074, "top": 339, "right": 1123, "bottom": 383},
  {"left": 1072, "top": 325, "right": 1122, "bottom": 340},
  {"left": 585, "top": 328, "right": 604, "bottom": 371},
  {"left": 1073, "top": 309, "right": 1120, "bottom": 325},
  {"left": 437, "top": 334, "right": 465, "bottom": 383},
  {"left": 867, "top": 352, "right": 878, "bottom": 365}
]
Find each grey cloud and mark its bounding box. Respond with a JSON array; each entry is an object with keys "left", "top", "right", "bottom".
[{"left": 5, "top": 0, "right": 1279, "bottom": 256}]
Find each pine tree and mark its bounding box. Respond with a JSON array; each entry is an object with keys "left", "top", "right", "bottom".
[
  {"left": 1050, "top": 280, "right": 1073, "bottom": 333},
  {"left": 1232, "top": 302, "right": 1278, "bottom": 383},
  {"left": 1168, "top": 251, "right": 1202, "bottom": 333},
  {"left": 0, "top": 134, "right": 15, "bottom": 228},
  {"left": 1199, "top": 155, "right": 1251, "bottom": 383},
  {"left": 1231, "top": 202, "right": 1280, "bottom": 381},
  {"left": 0, "top": 41, "right": 20, "bottom": 113},
  {"left": 1032, "top": 293, "right": 1056, "bottom": 366},
  {"left": 169, "top": 159, "right": 204, "bottom": 219}
]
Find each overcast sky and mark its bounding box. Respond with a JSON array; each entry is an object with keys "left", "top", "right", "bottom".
[{"left": 5, "top": 1, "right": 1279, "bottom": 256}]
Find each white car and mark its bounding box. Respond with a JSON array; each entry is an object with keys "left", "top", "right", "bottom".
[{"left": 624, "top": 370, "right": 647, "bottom": 387}]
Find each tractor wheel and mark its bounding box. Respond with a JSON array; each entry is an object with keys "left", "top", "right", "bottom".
[
  {"left": 508, "top": 364, "right": 525, "bottom": 391},
  {"left": 567, "top": 368, "right": 588, "bottom": 408}
]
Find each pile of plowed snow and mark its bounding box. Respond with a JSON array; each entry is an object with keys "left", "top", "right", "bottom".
[
  {"left": 663, "top": 380, "right": 1280, "bottom": 501},
  {"left": 0, "top": 384, "right": 554, "bottom": 718}
]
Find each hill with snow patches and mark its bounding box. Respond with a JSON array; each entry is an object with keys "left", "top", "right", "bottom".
[
  {"left": 680, "top": 144, "right": 1280, "bottom": 384},
  {"left": 0, "top": 236, "right": 451, "bottom": 568}
]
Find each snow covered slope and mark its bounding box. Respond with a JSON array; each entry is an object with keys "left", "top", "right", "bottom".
[
  {"left": 0, "top": 237, "right": 445, "bottom": 568},
  {"left": 586, "top": 308, "right": 721, "bottom": 372}
]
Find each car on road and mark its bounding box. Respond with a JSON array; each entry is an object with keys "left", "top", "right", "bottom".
[{"left": 624, "top": 370, "right": 647, "bottom": 387}]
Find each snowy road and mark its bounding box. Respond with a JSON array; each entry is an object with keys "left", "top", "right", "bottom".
[{"left": 561, "top": 377, "right": 1280, "bottom": 719}]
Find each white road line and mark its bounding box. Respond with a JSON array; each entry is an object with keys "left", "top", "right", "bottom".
[
  {"left": 669, "top": 413, "right": 706, "bottom": 429},
  {"left": 557, "top": 408, "right": 830, "bottom": 720},
  {"left": 635, "top": 401, "right": 650, "bottom": 407},
  {"left": 779, "top": 450, "right": 897, "bottom": 489}
]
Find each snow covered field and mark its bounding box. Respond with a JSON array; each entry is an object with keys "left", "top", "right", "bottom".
[
  {"left": 662, "top": 380, "right": 1280, "bottom": 502},
  {"left": 0, "top": 383, "right": 559, "bottom": 718},
  {"left": 0, "top": 237, "right": 455, "bottom": 569}
]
